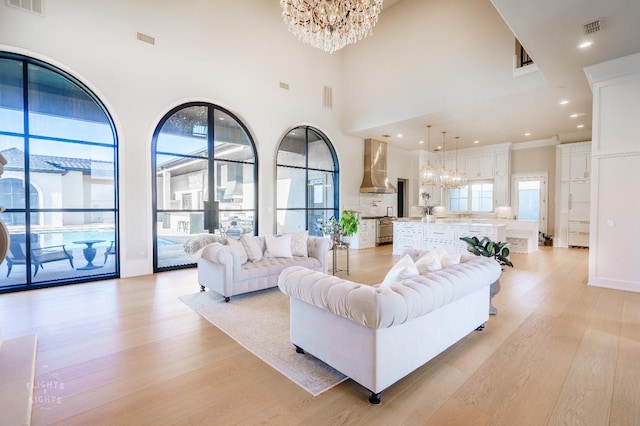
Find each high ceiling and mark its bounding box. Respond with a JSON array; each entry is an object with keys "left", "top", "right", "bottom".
[{"left": 348, "top": 0, "right": 640, "bottom": 151}]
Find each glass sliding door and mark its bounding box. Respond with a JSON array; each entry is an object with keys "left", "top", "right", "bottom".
[
  {"left": 0, "top": 54, "right": 118, "bottom": 292},
  {"left": 152, "top": 103, "right": 257, "bottom": 271}
]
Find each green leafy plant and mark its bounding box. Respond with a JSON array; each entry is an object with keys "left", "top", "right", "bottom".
[
  {"left": 421, "top": 192, "right": 432, "bottom": 215},
  {"left": 320, "top": 216, "right": 341, "bottom": 237},
  {"left": 460, "top": 236, "right": 514, "bottom": 268},
  {"left": 339, "top": 210, "right": 360, "bottom": 237}
]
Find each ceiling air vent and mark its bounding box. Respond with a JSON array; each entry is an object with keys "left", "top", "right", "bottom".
[
  {"left": 583, "top": 19, "right": 601, "bottom": 35},
  {"left": 7, "top": 0, "right": 43, "bottom": 15},
  {"left": 323, "top": 86, "right": 332, "bottom": 109}
]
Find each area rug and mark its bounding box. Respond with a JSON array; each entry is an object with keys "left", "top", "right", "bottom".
[
  {"left": 179, "top": 288, "right": 347, "bottom": 396},
  {"left": 0, "top": 334, "right": 37, "bottom": 426}
]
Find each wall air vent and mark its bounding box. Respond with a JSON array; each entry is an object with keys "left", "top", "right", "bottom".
[
  {"left": 7, "top": 0, "right": 43, "bottom": 15},
  {"left": 136, "top": 32, "right": 155, "bottom": 45},
  {"left": 583, "top": 19, "right": 601, "bottom": 35}
]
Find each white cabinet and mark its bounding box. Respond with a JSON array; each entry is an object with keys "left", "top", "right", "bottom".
[
  {"left": 393, "top": 222, "right": 506, "bottom": 255},
  {"left": 392, "top": 222, "right": 423, "bottom": 255},
  {"left": 423, "top": 225, "right": 457, "bottom": 253},
  {"left": 570, "top": 153, "right": 591, "bottom": 181},
  {"left": 351, "top": 219, "right": 376, "bottom": 250},
  {"left": 465, "top": 154, "right": 494, "bottom": 179},
  {"left": 555, "top": 141, "right": 591, "bottom": 248},
  {"left": 569, "top": 181, "right": 590, "bottom": 222}
]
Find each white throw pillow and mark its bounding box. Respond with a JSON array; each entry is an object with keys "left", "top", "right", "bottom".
[
  {"left": 380, "top": 254, "right": 419, "bottom": 286},
  {"left": 441, "top": 253, "right": 461, "bottom": 268},
  {"left": 241, "top": 235, "right": 264, "bottom": 262},
  {"left": 226, "top": 237, "right": 248, "bottom": 264},
  {"left": 264, "top": 234, "right": 293, "bottom": 258},
  {"left": 290, "top": 231, "right": 308, "bottom": 257},
  {"left": 415, "top": 251, "right": 442, "bottom": 274}
]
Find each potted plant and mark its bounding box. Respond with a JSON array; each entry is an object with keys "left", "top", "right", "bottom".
[
  {"left": 421, "top": 191, "right": 434, "bottom": 222},
  {"left": 320, "top": 216, "right": 341, "bottom": 245},
  {"left": 339, "top": 210, "right": 359, "bottom": 244},
  {"left": 460, "top": 235, "right": 513, "bottom": 315}
]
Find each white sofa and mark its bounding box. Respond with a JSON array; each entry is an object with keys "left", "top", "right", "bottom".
[
  {"left": 277, "top": 254, "right": 501, "bottom": 404},
  {"left": 191, "top": 234, "right": 332, "bottom": 302}
]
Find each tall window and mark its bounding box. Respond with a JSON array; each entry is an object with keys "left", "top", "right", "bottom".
[
  {"left": 449, "top": 181, "right": 494, "bottom": 213},
  {"left": 152, "top": 103, "right": 257, "bottom": 271},
  {"left": 276, "top": 127, "right": 338, "bottom": 236},
  {"left": 0, "top": 53, "right": 118, "bottom": 292}
]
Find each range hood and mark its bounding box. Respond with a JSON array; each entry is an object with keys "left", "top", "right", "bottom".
[{"left": 359, "top": 138, "right": 397, "bottom": 194}]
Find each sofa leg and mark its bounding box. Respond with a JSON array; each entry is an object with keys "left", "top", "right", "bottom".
[
  {"left": 295, "top": 345, "right": 305, "bottom": 354},
  {"left": 224, "top": 296, "right": 230, "bottom": 303},
  {"left": 199, "top": 285, "right": 205, "bottom": 292},
  {"left": 475, "top": 323, "right": 485, "bottom": 332},
  {"left": 368, "top": 391, "right": 381, "bottom": 405}
]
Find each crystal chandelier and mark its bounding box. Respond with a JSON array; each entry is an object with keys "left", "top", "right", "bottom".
[
  {"left": 437, "top": 131, "right": 453, "bottom": 188},
  {"left": 420, "top": 125, "right": 438, "bottom": 186},
  {"left": 450, "top": 136, "right": 468, "bottom": 188},
  {"left": 280, "top": 0, "right": 384, "bottom": 54}
]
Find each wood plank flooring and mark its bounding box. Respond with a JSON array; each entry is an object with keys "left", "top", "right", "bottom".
[{"left": 1, "top": 246, "right": 639, "bottom": 425}]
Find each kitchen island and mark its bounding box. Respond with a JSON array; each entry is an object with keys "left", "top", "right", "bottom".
[{"left": 393, "top": 220, "right": 507, "bottom": 255}]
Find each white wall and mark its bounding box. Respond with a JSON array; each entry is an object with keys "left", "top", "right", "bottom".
[
  {"left": 585, "top": 52, "right": 640, "bottom": 292},
  {"left": 0, "top": 0, "right": 363, "bottom": 277}
]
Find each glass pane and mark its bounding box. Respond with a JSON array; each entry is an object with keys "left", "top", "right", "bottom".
[
  {"left": 156, "top": 156, "right": 207, "bottom": 211},
  {"left": 214, "top": 110, "right": 253, "bottom": 162},
  {"left": 21, "top": 212, "right": 116, "bottom": 283},
  {"left": 276, "top": 166, "right": 306, "bottom": 209},
  {"left": 155, "top": 211, "right": 199, "bottom": 269},
  {"left": 28, "top": 64, "right": 112, "bottom": 144},
  {"left": 471, "top": 182, "right": 493, "bottom": 212},
  {"left": 0, "top": 58, "right": 24, "bottom": 134},
  {"left": 276, "top": 209, "right": 306, "bottom": 234},
  {"left": 216, "top": 161, "right": 255, "bottom": 210},
  {"left": 156, "top": 106, "right": 208, "bottom": 156},
  {"left": 308, "top": 210, "right": 334, "bottom": 237},
  {"left": 277, "top": 131, "right": 306, "bottom": 167},
  {"left": 218, "top": 211, "right": 254, "bottom": 237},
  {"left": 308, "top": 170, "right": 335, "bottom": 209},
  {"left": 518, "top": 181, "right": 540, "bottom": 221},
  {"left": 308, "top": 130, "right": 334, "bottom": 170},
  {"left": 28, "top": 139, "right": 115, "bottom": 209}
]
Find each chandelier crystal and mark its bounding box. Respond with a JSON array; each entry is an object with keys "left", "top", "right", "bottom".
[
  {"left": 280, "top": 0, "right": 384, "bottom": 54},
  {"left": 450, "top": 136, "right": 468, "bottom": 188},
  {"left": 420, "top": 125, "right": 438, "bottom": 186},
  {"left": 437, "top": 131, "right": 453, "bottom": 188}
]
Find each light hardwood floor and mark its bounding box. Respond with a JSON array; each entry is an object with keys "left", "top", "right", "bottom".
[{"left": 1, "top": 246, "right": 639, "bottom": 425}]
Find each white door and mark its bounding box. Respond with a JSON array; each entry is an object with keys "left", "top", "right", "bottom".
[{"left": 512, "top": 173, "right": 548, "bottom": 234}]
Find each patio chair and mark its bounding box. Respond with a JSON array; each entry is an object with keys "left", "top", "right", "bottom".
[
  {"left": 6, "top": 234, "right": 37, "bottom": 277},
  {"left": 6, "top": 234, "right": 75, "bottom": 277},
  {"left": 103, "top": 240, "right": 116, "bottom": 264},
  {"left": 29, "top": 242, "right": 74, "bottom": 276}
]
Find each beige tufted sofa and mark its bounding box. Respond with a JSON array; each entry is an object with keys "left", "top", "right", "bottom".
[
  {"left": 278, "top": 254, "right": 501, "bottom": 404},
  {"left": 189, "top": 234, "right": 331, "bottom": 302}
]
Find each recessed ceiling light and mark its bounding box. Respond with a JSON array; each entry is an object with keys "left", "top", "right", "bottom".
[
  {"left": 474, "top": 140, "right": 480, "bottom": 144},
  {"left": 578, "top": 40, "right": 593, "bottom": 49},
  {"left": 436, "top": 145, "right": 442, "bottom": 150},
  {"left": 397, "top": 134, "right": 403, "bottom": 138},
  {"left": 570, "top": 113, "right": 579, "bottom": 118},
  {"left": 559, "top": 99, "right": 569, "bottom": 105},
  {"left": 524, "top": 132, "right": 531, "bottom": 136},
  {"left": 419, "top": 140, "right": 424, "bottom": 144},
  {"left": 577, "top": 124, "right": 585, "bottom": 128}
]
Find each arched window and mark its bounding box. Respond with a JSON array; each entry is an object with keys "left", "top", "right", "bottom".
[
  {"left": 0, "top": 53, "right": 118, "bottom": 292},
  {"left": 276, "top": 126, "right": 338, "bottom": 235},
  {"left": 152, "top": 103, "right": 257, "bottom": 271}
]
